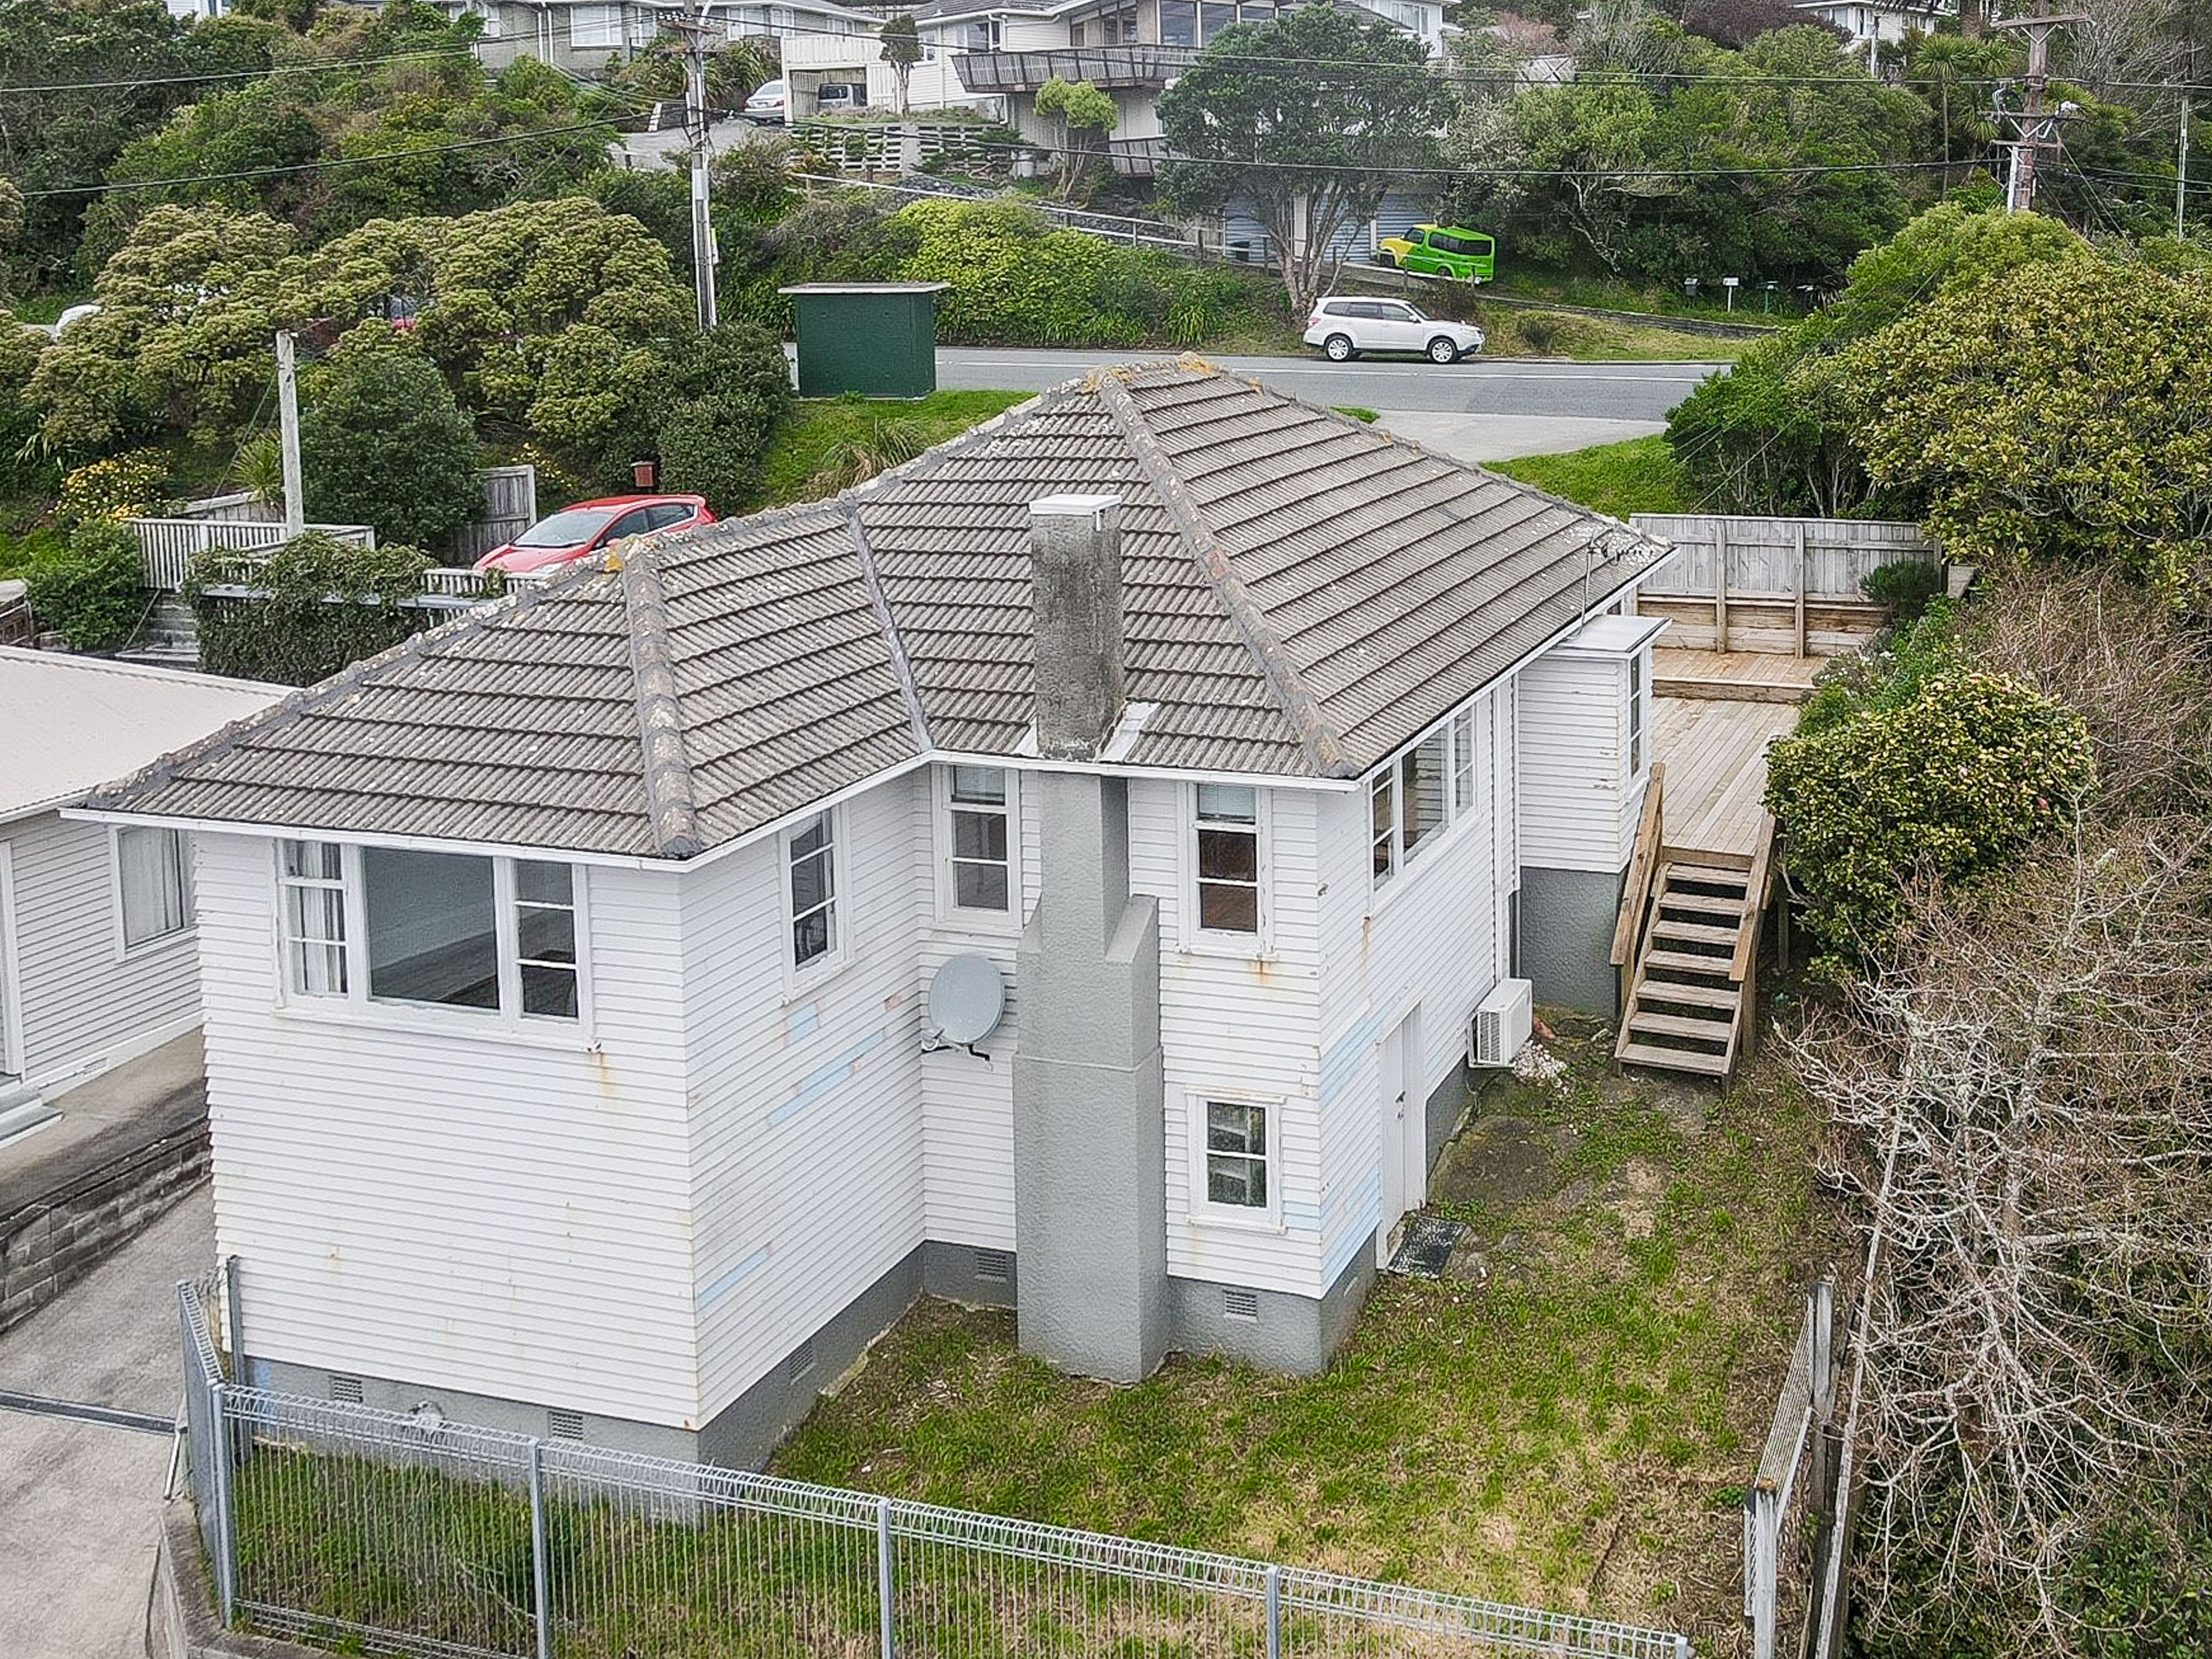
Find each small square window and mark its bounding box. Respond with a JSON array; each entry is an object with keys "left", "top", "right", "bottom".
[
  {"left": 1203, "top": 1099, "right": 1269, "bottom": 1210},
  {"left": 117, "top": 826, "right": 187, "bottom": 950}
]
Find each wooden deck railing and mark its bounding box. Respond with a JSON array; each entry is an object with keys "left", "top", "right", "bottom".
[
  {"left": 131, "top": 518, "right": 376, "bottom": 591},
  {"left": 1611, "top": 762, "right": 1667, "bottom": 991}
]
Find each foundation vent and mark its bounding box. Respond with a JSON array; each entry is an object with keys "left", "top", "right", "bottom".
[
  {"left": 1223, "top": 1287, "right": 1260, "bottom": 1322},
  {"left": 548, "top": 1408, "right": 585, "bottom": 1440},
  {"left": 329, "top": 1374, "right": 364, "bottom": 1404},
  {"left": 787, "top": 1336, "right": 818, "bottom": 1381},
  {"left": 974, "top": 1248, "right": 1012, "bottom": 1284}
]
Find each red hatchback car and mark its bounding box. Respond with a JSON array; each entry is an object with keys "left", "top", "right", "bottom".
[{"left": 473, "top": 494, "right": 716, "bottom": 576}]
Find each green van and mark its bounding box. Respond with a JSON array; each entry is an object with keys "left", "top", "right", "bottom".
[{"left": 1375, "top": 224, "right": 1497, "bottom": 283}]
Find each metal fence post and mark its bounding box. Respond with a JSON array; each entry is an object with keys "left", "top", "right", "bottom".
[
  {"left": 210, "top": 1383, "right": 238, "bottom": 1626},
  {"left": 1265, "top": 1563, "right": 1282, "bottom": 1659},
  {"left": 529, "top": 1439, "right": 552, "bottom": 1659},
  {"left": 876, "top": 1496, "right": 896, "bottom": 1659}
]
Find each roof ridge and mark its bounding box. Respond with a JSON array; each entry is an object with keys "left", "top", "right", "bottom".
[
  {"left": 612, "top": 536, "right": 705, "bottom": 860},
  {"left": 1089, "top": 369, "right": 1356, "bottom": 780},
  {"left": 84, "top": 561, "right": 603, "bottom": 810},
  {"left": 839, "top": 496, "right": 933, "bottom": 752}
]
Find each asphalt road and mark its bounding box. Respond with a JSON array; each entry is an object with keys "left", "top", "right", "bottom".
[{"left": 934, "top": 348, "right": 1728, "bottom": 422}]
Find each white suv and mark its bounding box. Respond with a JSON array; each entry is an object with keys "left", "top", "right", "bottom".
[{"left": 1303, "top": 297, "right": 1485, "bottom": 365}]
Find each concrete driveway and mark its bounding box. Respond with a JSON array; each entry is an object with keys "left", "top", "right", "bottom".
[{"left": 0, "top": 1190, "right": 214, "bottom": 1659}]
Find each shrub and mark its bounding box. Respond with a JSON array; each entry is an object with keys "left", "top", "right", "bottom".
[
  {"left": 54, "top": 448, "right": 174, "bottom": 528},
  {"left": 1766, "top": 668, "right": 2094, "bottom": 965},
  {"left": 186, "top": 530, "right": 436, "bottom": 686},
  {"left": 1795, "top": 599, "right": 1958, "bottom": 739},
  {"left": 657, "top": 393, "right": 783, "bottom": 515},
  {"left": 300, "top": 335, "right": 484, "bottom": 549},
  {"left": 1861, "top": 556, "right": 1945, "bottom": 622},
  {"left": 25, "top": 518, "right": 149, "bottom": 650}
]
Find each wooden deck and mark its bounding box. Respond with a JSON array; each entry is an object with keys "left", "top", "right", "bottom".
[
  {"left": 1652, "top": 647, "right": 1827, "bottom": 704},
  {"left": 1652, "top": 694, "right": 1798, "bottom": 858}
]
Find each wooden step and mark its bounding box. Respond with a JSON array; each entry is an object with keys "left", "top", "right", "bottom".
[
  {"left": 1627, "top": 1010, "right": 1736, "bottom": 1042},
  {"left": 1644, "top": 949, "right": 1742, "bottom": 976},
  {"left": 1649, "top": 918, "right": 1740, "bottom": 946},
  {"left": 1663, "top": 868, "right": 1751, "bottom": 895},
  {"left": 1656, "top": 891, "right": 1746, "bottom": 919},
  {"left": 1631, "top": 979, "right": 1740, "bottom": 1010},
  {"left": 1616, "top": 1040, "right": 1733, "bottom": 1076}
]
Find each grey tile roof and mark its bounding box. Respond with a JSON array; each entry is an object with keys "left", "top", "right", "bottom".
[{"left": 88, "top": 361, "right": 1666, "bottom": 858}]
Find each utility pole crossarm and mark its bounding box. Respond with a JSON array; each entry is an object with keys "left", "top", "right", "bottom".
[
  {"left": 1991, "top": 4, "right": 2087, "bottom": 215},
  {"left": 665, "top": 13, "right": 721, "bottom": 332}
]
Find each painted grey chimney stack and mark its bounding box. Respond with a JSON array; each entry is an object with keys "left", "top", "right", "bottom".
[
  {"left": 1027, "top": 494, "right": 1125, "bottom": 760},
  {"left": 1012, "top": 492, "right": 1166, "bottom": 1383}
]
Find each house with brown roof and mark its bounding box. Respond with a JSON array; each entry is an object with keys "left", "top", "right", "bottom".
[{"left": 79, "top": 362, "right": 1671, "bottom": 1464}]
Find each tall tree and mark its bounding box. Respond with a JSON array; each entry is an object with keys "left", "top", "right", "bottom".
[
  {"left": 1158, "top": 3, "right": 1451, "bottom": 315},
  {"left": 1034, "top": 76, "right": 1119, "bottom": 200},
  {"left": 879, "top": 14, "right": 923, "bottom": 115}
]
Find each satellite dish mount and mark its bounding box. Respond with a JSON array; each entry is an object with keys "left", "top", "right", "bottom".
[{"left": 923, "top": 954, "right": 1006, "bottom": 1061}]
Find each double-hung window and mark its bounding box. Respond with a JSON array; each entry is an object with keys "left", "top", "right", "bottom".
[
  {"left": 942, "top": 767, "right": 1015, "bottom": 919},
  {"left": 276, "top": 841, "right": 584, "bottom": 1026},
  {"left": 1192, "top": 784, "right": 1263, "bottom": 940},
  {"left": 1628, "top": 650, "right": 1647, "bottom": 778},
  {"left": 116, "top": 826, "right": 187, "bottom": 952},
  {"left": 1371, "top": 696, "right": 1491, "bottom": 892},
  {"left": 1452, "top": 709, "right": 1477, "bottom": 815},
  {"left": 787, "top": 811, "right": 839, "bottom": 972},
  {"left": 1193, "top": 1095, "right": 1277, "bottom": 1225}
]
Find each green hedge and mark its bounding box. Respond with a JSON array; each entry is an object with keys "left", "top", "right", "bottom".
[{"left": 24, "top": 519, "right": 148, "bottom": 650}]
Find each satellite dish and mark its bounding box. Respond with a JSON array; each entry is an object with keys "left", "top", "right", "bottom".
[{"left": 926, "top": 954, "right": 1005, "bottom": 1055}]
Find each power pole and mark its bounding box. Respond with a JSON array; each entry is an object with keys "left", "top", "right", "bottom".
[
  {"left": 1993, "top": 3, "right": 2086, "bottom": 214},
  {"left": 665, "top": 14, "right": 720, "bottom": 331},
  {"left": 275, "top": 330, "right": 305, "bottom": 537},
  {"left": 2181, "top": 101, "right": 2193, "bottom": 239}
]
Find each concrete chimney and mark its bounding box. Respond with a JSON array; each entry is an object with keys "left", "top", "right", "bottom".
[{"left": 1027, "top": 494, "right": 1125, "bottom": 760}]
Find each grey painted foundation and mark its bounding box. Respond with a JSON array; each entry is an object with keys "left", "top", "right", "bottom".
[
  {"left": 1518, "top": 864, "right": 1625, "bottom": 1016},
  {"left": 1167, "top": 1247, "right": 1374, "bottom": 1374},
  {"left": 1425, "top": 1059, "right": 1473, "bottom": 1171}
]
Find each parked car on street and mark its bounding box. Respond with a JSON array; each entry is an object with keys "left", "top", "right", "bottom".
[
  {"left": 1303, "top": 298, "right": 1486, "bottom": 365},
  {"left": 742, "top": 79, "right": 788, "bottom": 122},
  {"left": 1374, "top": 224, "right": 1497, "bottom": 283},
  {"left": 472, "top": 495, "right": 715, "bottom": 575}
]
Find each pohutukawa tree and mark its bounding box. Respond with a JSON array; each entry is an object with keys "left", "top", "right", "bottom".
[{"left": 1157, "top": 2, "right": 1452, "bottom": 316}]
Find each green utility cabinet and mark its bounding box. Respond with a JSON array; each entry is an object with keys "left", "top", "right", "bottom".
[{"left": 780, "top": 282, "right": 949, "bottom": 399}]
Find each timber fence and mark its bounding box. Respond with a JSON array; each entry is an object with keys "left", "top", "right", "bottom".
[
  {"left": 1628, "top": 515, "right": 1939, "bottom": 657},
  {"left": 177, "top": 1284, "right": 1691, "bottom": 1659}
]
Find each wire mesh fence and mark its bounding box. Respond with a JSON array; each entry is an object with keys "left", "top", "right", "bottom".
[
  {"left": 1743, "top": 1283, "right": 1843, "bottom": 1659},
  {"left": 177, "top": 1284, "right": 1691, "bottom": 1659}
]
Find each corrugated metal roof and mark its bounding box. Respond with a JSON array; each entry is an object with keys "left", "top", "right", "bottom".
[{"left": 88, "top": 362, "right": 1667, "bottom": 857}]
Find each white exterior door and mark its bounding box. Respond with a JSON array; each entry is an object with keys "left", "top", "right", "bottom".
[{"left": 1377, "top": 1011, "right": 1421, "bottom": 1265}]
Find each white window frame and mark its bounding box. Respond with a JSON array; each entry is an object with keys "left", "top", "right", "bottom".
[
  {"left": 1627, "top": 647, "right": 1650, "bottom": 782},
  {"left": 278, "top": 837, "right": 349, "bottom": 999},
  {"left": 1183, "top": 782, "right": 1271, "bottom": 954},
  {"left": 1186, "top": 1090, "right": 1283, "bottom": 1230},
  {"left": 272, "top": 842, "right": 592, "bottom": 1035},
  {"left": 782, "top": 809, "right": 846, "bottom": 989},
  {"left": 568, "top": 3, "right": 623, "bottom": 47},
  {"left": 934, "top": 765, "right": 1021, "bottom": 929},
  {"left": 1367, "top": 695, "right": 1494, "bottom": 902},
  {"left": 112, "top": 825, "right": 189, "bottom": 959}
]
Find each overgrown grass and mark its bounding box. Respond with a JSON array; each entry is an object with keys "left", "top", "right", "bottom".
[
  {"left": 1487, "top": 265, "right": 1799, "bottom": 328},
  {"left": 757, "top": 390, "right": 1033, "bottom": 507},
  {"left": 1486, "top": 436, "right": 1689, "bottom": 519},
  {"left": 775, "top": 1029, "right": 1834, "bottom": 1648}
]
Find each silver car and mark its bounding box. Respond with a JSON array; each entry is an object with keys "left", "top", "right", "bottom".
[{"left": 1303, "top": 296, "right": 1485, "bottom": 365}]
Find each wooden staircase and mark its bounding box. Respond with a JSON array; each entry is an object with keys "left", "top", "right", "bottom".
[{"left": 1609, "top": 764, "right": 1778, "bottom": 1079}]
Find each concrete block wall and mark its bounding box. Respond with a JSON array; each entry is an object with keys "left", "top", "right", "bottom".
[{"left": 0, "top": 1124, "right": 209, "bottom": 1334}]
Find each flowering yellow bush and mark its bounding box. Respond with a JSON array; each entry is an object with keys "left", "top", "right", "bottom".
[{"left": 55, "top": 449, "right": 174, "bottom": 527}]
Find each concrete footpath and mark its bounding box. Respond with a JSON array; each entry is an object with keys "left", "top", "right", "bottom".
[
  {"left": 1370, "top": 411, "right": 1665, "bottom": 464},
  {"left": 0, "top": 1190, "right": 214, "bottom": 1659}
]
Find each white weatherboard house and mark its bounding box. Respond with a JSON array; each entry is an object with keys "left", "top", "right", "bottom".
[
  {"left": 83, "top": 364, "right": 1669, "bottom": 1464},
  {"left": 0, "top": 649, "right": 282, "bottom": 1137}
]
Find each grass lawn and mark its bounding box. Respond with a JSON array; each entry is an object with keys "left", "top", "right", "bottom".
[
  {"left": 775, "top": 1022, "right": 1836, "bottom": 1651},
  {"left": 1486, "top": 436, "right": 1689, "bottom": 520},
  {"left": 757, "top": 390, "right": 1035, "bottom": 507}
]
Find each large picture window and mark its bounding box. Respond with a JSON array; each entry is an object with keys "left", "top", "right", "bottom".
[
  {"left": 116, "top": 826, "right": 187, "bottom": 951},
  {"left": 275, "top": 841, "right": 583, "bottom": 1025}
]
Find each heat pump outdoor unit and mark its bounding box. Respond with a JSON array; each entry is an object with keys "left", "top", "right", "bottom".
[{"left": 1471, "top": 978, "right": 1534, "bottom": 1067}]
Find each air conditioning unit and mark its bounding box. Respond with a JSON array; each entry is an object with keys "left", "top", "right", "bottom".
[{"left": 1471, "top": 978, "right": 1533, "bottom": 1067}]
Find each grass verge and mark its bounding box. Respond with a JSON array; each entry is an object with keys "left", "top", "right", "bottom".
[
  {"left": 756, "top": 390, "right": 1033, "bottom": 507},
  {"left": 775, "top": 1026, "right": 1836, "bottom": 1649},
  {"left": 1486, "top": 436, "right": 1688, "bottom": 519}
]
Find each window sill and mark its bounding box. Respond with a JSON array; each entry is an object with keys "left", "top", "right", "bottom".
[
  {"left": 783, "top": 952, "right": 853, "bottom": 1006},
  {"left": 116, "top": 929, "right": 191, "bottom": 964},
  {"left": 274, "top": 1000, "right": 597, "bottom": 1052},
  {"left": 931, "top": 912, "right": 1022, "bottom": 940},
  {"left": 1175, "top": 937, "right": 1275, "bottom": 963},
  {"left": 1186, "top": 1207, "right": 1288, "bottom": 1237}
]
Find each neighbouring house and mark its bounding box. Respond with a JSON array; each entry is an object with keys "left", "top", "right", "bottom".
[
  {"left": 921, "top": 0, "right": 1448, "bottom": 179},
  {"left": 1794, "top": 0, "right": 1952, "bottom": 51},
  {"left": 437, "top": 0, "right": 884, "bottom": 76},
  {"left": 0, "top": 650, "right": 283, "bottom": 1139},
  {"left": 81, "top": 363, "right": 1669, "bottom": 1466}
]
